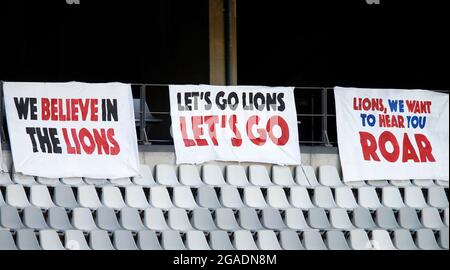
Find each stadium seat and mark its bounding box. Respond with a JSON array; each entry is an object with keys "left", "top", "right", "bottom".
[
  {"left": 179, "top": 165, "right": 204, "bottom": 187},
  {"left": 236, "top": 208, "right": 264, "bottom": 231},
  {"left": 53, "top": 186, "right": 80, "bottom": 209},
  {"left": 397, "top": 207, "right": 423, "bottom": 230},
  {"left": 149, "top": 186, "right": 174, "bottom": 210},
  {"left": 0, "top": 205, "right": 24, "bottom": 230},
  {"left": 0, "top": 230, "right": 17, "bottom": 250},
  {"left": 414, "top": 229, "right": 442, "bottom": 250},
  {"left": 243, "top": 187, "right": 268, "bottom": 208},
  {"left": 65, "top": 230, "right": 91, "bottom": 250},
  {"left": 185, "top": 231, "right": 211, "bottom": 250},
  {"left": 23, "top": 206, "right": 49, "bottom": 230},
  {"left": 195, "top": 186, "right": 222, "bottom": 209},
  {"left": 16, "top": 229, "right": 41, "bottom": 250},
  {"left": 302, "top": 230, "right": 327, "bottom": 250},
  {"left": 156, "top": 164, "right": 180, "bottom": 186},
  {"left": 296, "top": 166, "right": 320, "bottom": 187},
  {"left": 160, "top": 231, "right": 187, "bottom": 250},
  {"left": 413, "top": 179, "right": 436, "bottom": 188},
  {"left": 249, "top": 165, "right": 274, "bottom": 187},
  {"left": 172, "top": 186, "right": 199, "bottom": 210},
  {"left": 167, "top": 208, "right": 193, "bottom": 231},
  {"left": 125, "top": 186, "right": 151, "bottom": 210},
  {"left": 6, "top": 185, "right": 32, "bottom": 209},
  {"left": 266, "top": 187, "right": 291, "bottom": 209},
  {"left": 289, "top": 187, "right": 315, "bottom": 209},
  {"left": 232, "top": 230, "right": 258, "bottom": 250},
  {"left": 260, "top": 208, "right": 287, "bottom": 230},
  {"left": 357, "top": 187, "right": 383, "bottom": 210},
  {"left": 393, "top": 229, "right": 419, "bottom": 250},
  {"left": 60, "top": 178, "right": 85, "bottom": 187},
  {"left": 283, "top": 208, "right": 310, "bottom": 230},
  {"left": 375, "top": 207, "right": 400, "bottom": 230},
  {"left": 382, "top": 187, "right": 406, "bottom": 209},
  {"left": 348, "top": 229, "right": 372, "bottom": 250},
  {"left": 119, "top": 208, "right": 147, "bottom": 231},
  {"left": 312, "top": 187, "right": 338, "bottom": 209},
  {"left": 143, "top": 208, "right": 170, "bottom": 231},
  {"left": 226, "top": 165, "right": 250, "bottom": 187},
  {"left": 202, "top": 165, "right": 227, "bottom": 186},
  {"left": 279, "top": 230, "right": 305, "bottom": 250},
  {"left": 109, "top": 178, "right": 133, "bottom": 187},
  {"left": 84, "top": 178, "right": 110, "bottom": 187},
  {"left": 218, "top": 186, "right": 245, "bottom": 209},
  {"left": 190, "top": 208, "right": 218, "bottom": 231},
  {"left": 113, "top": 230, "right": 138, "bottom": 250},
  {"left": 30, "top": 185, "right": 56, "bottom": 209},
  {"left": 256, "top": 230, "right": 282, "bottom": 250},
  {"left": 318, "top": 165, "right": 344, "bottom": 187},
  {"left": 345, "top": 181, "right": 368, "bottom": 188},
  {"left": 370, "top": 230, "right": 397, "bottom": 250},
  {"left": 39, "top": 230, "right": 65, "bottom": 250},
  {"left": 367, "top": 180, "right": 390, "bottom": 188},
  {"left": 435, "top": 180, "right": 449, "bottom": 188},
  {"left": 351, "top": 207, "right": 377, "bottom": 230},
  {"left": 427, "top": 187, "right": 449, "bottom": 209},
  {"left": 307, "top": 208, "right": 333, "bottom": 230},
  {"left": 404, "top": 187, "right": 428, "bottom": 209},
  {"left": 438, "top": 229, "right": 449, "bottom": 250},
  {"left": 0, "top": 190, "right": 5, "bottom": 207},
  {"left": 89, "top": 230, "right": 115, "bottom": 250},
  {"left": 37, "top": 177, "right": 61, "bottom": 186},
  {"left": 77, "top": 186, "right": 103, "bottom": 210},
  {"left": 12, "top": 174, "right": 36, "bottom": 186},
  {"left": 72, "top": 208, "right": 99, "bottom": 231},
  {"left": 0, "top": 173, "right": 13, "bottom": 186},
  {"left": 335, "top": 187, "right": 359, "bottom": 209},
  {"left": 208, "top": 231, "right": 235, "bottom": 250},
  {"left": 101, "top": 186, "right": 127, "bottom": 210},
  {"left": 47, "top": 207, "right": 74, "bottom": 231},
  {"left": 389, "top": 180, "right": 413, "bottom": 188},
  {"left": 324, "top": 231, "right": 351, "bottom": 250},
  {"left": 137, "top": 231, "right": 163, "bottom": 250},
  {"left": 421, "top": 207, "right": 446, "bottom": 229},
  {"left": 271, "top": 166, "right": 296, "bottom": 186},
  {"left": 133, "top": 164, "right": 157, "bottom": 187},
  {"left": 444, "top": 208, "right": 449, "bottom": 227},
  {"left": 329, "top": 208, "right": 355, "bottom": 230},
  {"left": 95, "top": 207, "right": 122, "bottom": 231},
  {"left": 214, "top": 208, "right": 241, "bottom": 231}
]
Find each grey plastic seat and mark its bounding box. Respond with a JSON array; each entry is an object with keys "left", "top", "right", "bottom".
[
  {"left": 84, "top": 178, "right": 110, "bottom": 187},
  {"left": 415, "top": 229, "right": 442, "bottom": 250},
  {"left": 271, "top": 166, "right": 296, "bottom": 186},
  {"left": 329, "top": 208, "right": 355, "bottom": 230},
  {"left": 209, "top": 231, "right": 235, "bottom": 250},
  {"left": 226, "top": 165, "right": 250, "bottom": 187},
  {"left": 296, "top": 166, "right": 320, "bottom": 187},
  {"left": 428, "top": 187, "right": 449, "bottom": 209},
  {"left": 6, "top": 184, "right": 32, "bottom": 209},
  {"left": 335, "top": 187, "right": 359, "bottom": 209},
  {"left": 125, "top": 186, "right": 151, "bottom": 210},
  {"left": 421, "top": 207, "right": 446, "bottom": 229},
  {"left": 65, "top": 230, "right": 91, "bottom": 250},
  {"left": 351, "top": 207, "right": 377, "bottom": 230},
  {"left": 196, "top": 186, "right": 222, "bottom": 209},
  {"left": 435, "top": 180, "right": 449, "bottom": 188},
  {"left": 61, "top": 178, "right": 85, "bottom": 187},
  {"left": 324, "top": 231, "right": 351, "bottom": 250},
  {"left": 149, "top": 186, "right": 174, "bottom": 210},
  {"left": 413, "top": 179, "right": 436, "bottom": 188},
  {"left": 219, "top": 186, "right": 245, "bottom": 209},
  {"left": 47, "top": 207, "right": 74, "bottom": 231},
  {"left": 155, "top": 164, "right": 180, "bottom": 186},
  {"left": 37, "top": 177, "right": 61, "bottom": 186},
  {"left": 302, "top": 230, "right": 327, "bottom": 250},
  {"left": 179, "top": 165, "right": 204, "bottom": 187},
  {"left": 119, "top": 208, "right": 147, "bottom": 231},
  {"left": 283, "top": 208, "right": 310, "bottom": 230},
  {"left": 167, "top": 208, "right": 193, "bottom": 231},
  {"left": 12, "top": 173, "right": 36, "bottom": 186},
  {"left": 0, "top": 230, "right": 17, "bottom": 250},
  {"left": 72, "top": 208, "right": 99, "bottom": 231},
  {"left": 89, "top": 230, "right": 115, "bottom": 250},
  {"left": 233, "top": 230, "right": 258, "bottom": 250},
  {"left": 0, "top": 205, "right": 24, "bottom": 230},
  {"left": 190, "top": 208, "right": 218, "bottom": 231},
  {"left": 279, "top": 230, "right": 304, "bottom": 250},
  {"left": 375, "top": 207, "right": 400, "bottom": 230},
  {"left": 237, "top": 208, "right": 264, "bottom": 231},
  {"left": 307, "top": 208, "right": 333, "bottom": 230},
  {"left": 143, "top": 208, "right": 170, "bottom": 231},
  {"left": 438, "top": 229, "right": 449, "bottom": 250},
  {"left": 249, "top": 165, "right": 274, "bottom": 187},
  {"left": 382, "top": 187, "right": 406, "bottom": 209},
  {"left": 202, "top": 164, "right": 227, "bottom": 186},
  {"left": 261, "top": 208, "right": 287, "bottom": 230},
  {"left": 161, "top": 231, "right": 187, "bottom": 250},
  {"left": 101, "top": 186, "right": 127, "bottom": 210},
  {"left": 185, "top": 231, "right": 211, "bottom": 250},
  {"left": 39, "top": 230, "right": 65, "bottom": 250},
  {"left": 0, "top": 191, "right": 5, "bottom": 207},
  {"left": 257, "top": 230, "right": 282, "bottom": 250},
  {"left": 404, "top": 187, "right": 428, "bottom": 209},
  {"left": 345, "top": 181, "right": 368, "bottom": 188},
  {"left": 393, "top": 229, "right": 419, "bottom": 250},
  {"left": 289, "top": 187, "right": 314, "bottom": 209},
  {"left": 266, "top": 186, "right": 291, "bottom": 209},
  {"left": 371, "top": 230, "right": 397, "bottom": 250},
  {"left": 109, "top": 178, "right": 133, "bottom": 187},
  {"left": 445, "top": 208, "right": 449, "bottom": 227},
  {"left": 173, "top": 186, "right": 199, "bottom": 210},
  {"left": 54, "top": 186, "right": 79, "bottom": 209},
  {"left": 16, "top": 229, "right": 41, "bottom": 250},
  {"left": 348, "top": 229, "right": 373, "bottom": 250},
  {"left": 366, "top": 180, "right": 390, "bottom": 187},
  {"left": 113, "top": 230, "right": 138, "bottom": 250},
  {"left": 318, "top": 165, "right": 344, "bottom": 187},
  {"left": 133, "top": 164, "right": 157, "bottom": 187},
  {"left": 77, "top": 186, "right": 103, "bottom": 210},
  {"left": 137, "top": 231, "right": 163, "bottom": 250},
  {"left": 23, "top": 206, "right": 49, "bottom": 230},
  {"left": 0, "top": 173, "right": 13, "bottom": 186},
  {"left": 390, "top": 180, "right": 413, "bottom": 187},
  {"left": 95, "top": 207, "right": 122, "bottom": 231},
  {"left": 312, "top": 186, "right": 338, "bottom": 209},
  {"left": 243, "top": 187, "right": 268, "bottom": 208},
  {"left": 30, "top": 185, "right": 56, "bottom": 209},
  {"left": 358, "top": 187, "right": 383, "bottom": 210},
  {"left": 398, "top": 207, "right": 423, "bottom": 230},
  {"left": 214, "top": 208, "right": 241, "bottom": 231}
]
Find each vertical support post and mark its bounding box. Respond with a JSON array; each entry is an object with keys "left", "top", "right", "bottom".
[
  {"left": 139, "top": 85, "right": 147, "bottom": 144},
  {"left": 209, "top": 0, "right": 226, "bottom": 85},
  {"left": 0, "top": 81, "right": 4, "bottom": 144},
  {"left": 322, "top": 88, "right": 332, "bottom": 147},
  {"left": 224, "top": 0, "right": 238, "bottom": 85}
]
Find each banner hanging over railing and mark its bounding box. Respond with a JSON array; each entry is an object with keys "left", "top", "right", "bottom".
[
  {"left": 335, "top": 87, "right": 449, "bottom": 182},
  {"left": 3, "top": 82, "right": 140, "bottom": 179},
  {"left": 169, "top": 85, "right": 301, "bottom": 165}
]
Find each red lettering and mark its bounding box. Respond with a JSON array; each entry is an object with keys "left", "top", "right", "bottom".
[
  {"left": 192, "top": 116, "right": 208, "bottom": 147},
  {"left": 360, "top": 132, "right": 381, "bottom": 161},
  {"left": 204, "top": 116, "right": 219, "bottom": 146},
  {"left": 107, "top": 129, "right": 120, "bottom": 155},
  {"left": 402, "top": 133, "right": 420, "bottom": 163},
  {"left": 180, "top": 117, "right": 196, "bottom": 147},
  {"left": 42, "top": 98, "right": 50, "bottom": 121},
  {"left": 247, "top": 115, "right": 267, "bottom": 146},
  {"left": 230, "top": 115, "right": 242, "bottom": 147},
  {"left": 267, "top": 116, "right": 289, "bottom": 146},
  {"left": 415, "top": 134, "right": 436, "bottom": 162}
]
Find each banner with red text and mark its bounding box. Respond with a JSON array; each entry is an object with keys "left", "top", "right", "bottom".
[
  {"left": 335, "top": 87, "right": 449, "bottom": 182},
  {"left": 4, "top": 82, "right": 140, "bottom": 179},
  {"left": 169, "top": 85, "right": 301, "bottom": 165}
]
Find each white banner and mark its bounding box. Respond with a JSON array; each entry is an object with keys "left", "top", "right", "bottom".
[
  {"left": 4, "top": 82, "right": 140, "bottom": 179},
  {"left": 335, "top": 87, "right": 449, "bottom": 182},
  {"left": 169, "top": 85, "right": 301, "bottom": 165}
]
